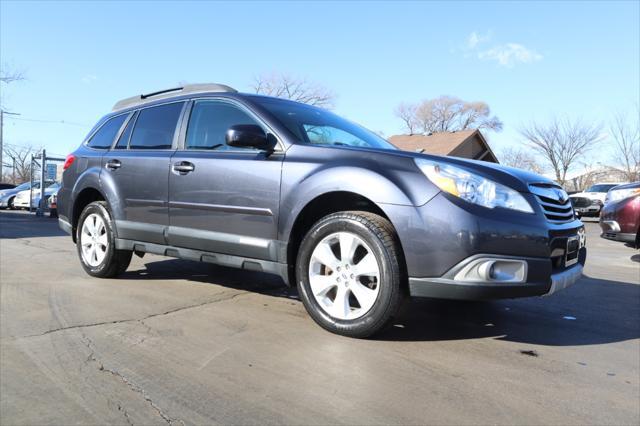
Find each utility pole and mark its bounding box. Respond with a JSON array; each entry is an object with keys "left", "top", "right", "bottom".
[
  {"left": 0, "top": 109, "right": 21, "bottom": 182},
  {"left": 37, "top": 149, "right": 46, "bottom": 216}
]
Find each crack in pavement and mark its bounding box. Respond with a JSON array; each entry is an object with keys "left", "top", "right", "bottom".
[
  {"left": 81, "top": 334, "right": 184, "bottom": 426},
  {"left": 12, "top": 291, "right": 249, "bottom": 340},
  {"left": 115, "top": 402, "right": 134, "bottom": 426}
]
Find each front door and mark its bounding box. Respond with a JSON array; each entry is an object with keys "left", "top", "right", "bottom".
[
  {"left": 167, "top": 99, "right": 283, "bottom": 261},
  {"left": 102, "top": 101, "right": 185, "bottom": 244}
]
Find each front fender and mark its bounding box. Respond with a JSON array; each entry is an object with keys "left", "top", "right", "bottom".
[{"left": 277, "top": 145, "right": 439, "bottom": 242}]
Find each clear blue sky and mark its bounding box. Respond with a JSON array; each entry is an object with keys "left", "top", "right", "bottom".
[{"left": 1, "top": 0, "right": 638, "bottom": 165}]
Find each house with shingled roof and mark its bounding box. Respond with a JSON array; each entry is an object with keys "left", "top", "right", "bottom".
[{"left": 388, "top": 130, "right": 499, "bottom": 163}]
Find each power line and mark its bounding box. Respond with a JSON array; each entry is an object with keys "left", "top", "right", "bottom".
[{"left": 5, "top": 116, "right": 91, "bottom": 127}]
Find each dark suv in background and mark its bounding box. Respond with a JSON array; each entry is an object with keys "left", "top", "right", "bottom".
[{"left": 58, "top": 84, "right": 586, "bottom": 337}]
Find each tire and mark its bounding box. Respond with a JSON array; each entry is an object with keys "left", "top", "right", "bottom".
[
  {"left": 8, "top": 197, "right": 15, "bottom": 210},
  {"left": 76, "top": 201, "right": 132, "bottom": 278},
  {"left": 296, "top": 211, "right": 405, "bottom": 338}
]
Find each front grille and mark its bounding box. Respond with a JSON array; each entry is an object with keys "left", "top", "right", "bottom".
[
  {"left": 570, "top": 197, "right": 591, "bottom": 208},
  {"left": 529, "top": 183, "right": 575, "bottom": 223}
]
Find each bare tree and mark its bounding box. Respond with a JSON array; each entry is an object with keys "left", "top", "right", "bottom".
[
  {"left": 1, "top": 65, "right": 26, "bottom": 181},
  {"left": 252, "top": 73, "right": 335, "bottom": 109},
  {"left": 395, "top": 96, "right": 502, "bottom": 135},
  {"left": 0, "top": 66, "right": 25, "bottom": 84},
  {"left": 2, "top": 144, "right": 38, "bottom": 184},
  {"left": 394, "top": 102, "right": 419, "bottom": 135},
  {"left": 519, "top": 117, "right": 603, "bottom": 186},
  {"left": 610, "top": 110, "right": 640, "bottom": 182},
  {"left": 499, "top": 147, "right": 545, "bottom": 174}
]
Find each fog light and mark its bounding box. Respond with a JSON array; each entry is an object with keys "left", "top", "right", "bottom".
[{"left": 454, "top": 258, "right": 528, "bottom": 283}]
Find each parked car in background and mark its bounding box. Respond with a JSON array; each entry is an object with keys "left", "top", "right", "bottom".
[
  {"left": 58, "top": 84, "right": 587, "bottom": 338},
  {"left": 0, "top": 180, "right": 57, "bottom": 209},
  {"left": 570, "top": 183, "right": 627, "bottom": 217},
  {"left": 13, "top": 183, "right": 60, "bottom": 210},
  {"left": 600, "top": 182, "right": 640, "bottom": 247},
  {"left": 0, "top": 183, "right": 16, "bottom": 190},
  {"left": 0, "top": 182, "right": 31, "bottom": 209}
]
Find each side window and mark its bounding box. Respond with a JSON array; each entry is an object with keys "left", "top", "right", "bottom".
[
  {"left": 86, "top": 114, "right": 127, "bottom": 149},
  {"left": 129, "top": 102, "right": 184, "bottom": 150},
  {"left": 114, "top": 112, "right": 136, "bottom": 150},
  {"left": 185, "top": 101, "right": 261, "bottom": 150}
]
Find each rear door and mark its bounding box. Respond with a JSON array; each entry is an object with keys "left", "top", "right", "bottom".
[
  {"left": 102, "top": 101, "right": 186, "bottom": 244},
  {"left": 167, "top": 98, "right": 283, "bottom": 260}
]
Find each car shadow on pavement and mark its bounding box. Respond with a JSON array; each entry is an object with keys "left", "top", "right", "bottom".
[
  {"left": 376, "top": 274, "right": 640, "bottom": 346},
  {"left": 126, "top": 258, "right": 639, "bottom": 346},
  {"left": 0, "top": 211, "right": 66, "bottom": 239},
  {"left": 122, "top": 258, "right": 298, "bottom": 300}
]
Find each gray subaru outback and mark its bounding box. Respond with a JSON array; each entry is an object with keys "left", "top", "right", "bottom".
[{"left": 58, "top": 84, "right": 586, "bottom": 337}]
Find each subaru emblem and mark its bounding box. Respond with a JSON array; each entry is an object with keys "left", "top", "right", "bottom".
[{"left": 555, "top": 188, "right": 567, "bottom": 203}]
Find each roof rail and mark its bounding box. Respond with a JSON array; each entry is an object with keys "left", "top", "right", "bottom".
[{"left": 112, "top": 83, "right": 237, "bottom": 111}]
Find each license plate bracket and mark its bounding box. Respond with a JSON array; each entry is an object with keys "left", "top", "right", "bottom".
[{"left": 565, "top": 235, "right": 579, "bottom": 267}]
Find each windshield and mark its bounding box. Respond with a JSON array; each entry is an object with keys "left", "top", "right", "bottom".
[
  {"left": 14, "top": 182, "right": 30, "bottom": 191},
  {"left": 586, "top": 184, "right": 619, "bottom": 193},
  {"left": 253, "top": 96, "right": 397, "bottom": 150}
]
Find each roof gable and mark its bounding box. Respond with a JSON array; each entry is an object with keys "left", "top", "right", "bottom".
[{"left": 388, "top": 130, "right": 498, "bottom": 163}]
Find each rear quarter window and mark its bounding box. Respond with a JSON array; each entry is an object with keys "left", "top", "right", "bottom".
[{"left": 86, "top": 114, "right": 128, "bottom": 149}]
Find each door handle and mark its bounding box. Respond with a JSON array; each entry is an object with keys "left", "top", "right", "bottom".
[
  {"left": 173, "top": 161, "right": 195, "bottom": 174},
  {"left": 105, "top": 159, "right": 121, "bottom": 170}
]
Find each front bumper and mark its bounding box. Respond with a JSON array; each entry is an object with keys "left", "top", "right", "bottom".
[
  {"left": 574, "top": 205, "right": 601, "bottom": 215},
  {"left": 600, "top": 230, "right": 636, "bottom": 243},
  {"left": 379, "top": 191, "right": 587, "bottom": 301},
  {"left": 13, "top": 199, "right": 31, "bottom": 208},
  {"left": 409, "top": 249, "right": 586, "bottom": 300}
]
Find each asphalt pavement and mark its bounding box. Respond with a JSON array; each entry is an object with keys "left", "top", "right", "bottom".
[{"left": 1, "top": 211, "right": 638, "bottom": 425}]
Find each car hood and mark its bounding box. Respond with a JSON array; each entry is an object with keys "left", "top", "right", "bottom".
[
  {"left": 349, "top": 146, "right": 558, "bottom": 193},
  {"left": 570, "top": 191, "right": 606, "bottom": 202},
  {"left": 0, "top": 188, "right": 21, "bottom": 198}
]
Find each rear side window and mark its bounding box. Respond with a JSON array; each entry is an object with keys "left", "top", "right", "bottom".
[
  {"left": 185, "top": 101, "right": 261, "bottom": 150},
  {"left": 86, "top": 114, "right": 127, "bottom": 149},
  {"left": 129, "top": 102, "right": 184, "bottom": 150}
]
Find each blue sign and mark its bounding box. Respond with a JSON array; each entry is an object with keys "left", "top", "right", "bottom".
[{"left": 46, "top": 163, "right": 57, "bottom": 180}]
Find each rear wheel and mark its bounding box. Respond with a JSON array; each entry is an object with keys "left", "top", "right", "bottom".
[
  {"left": 296, "top": 211, "right": 405, "bottom": 338},
  {"left": 76, "top": 201, "right": 132, "bottom": 278}
]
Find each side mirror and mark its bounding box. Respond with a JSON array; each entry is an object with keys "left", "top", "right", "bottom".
[{"left": 226, "top": 125, "right": 274, "bottom": 151}]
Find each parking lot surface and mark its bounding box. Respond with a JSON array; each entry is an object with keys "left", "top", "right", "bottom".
[{"left": 1, "top": 211, "right": 638, "bottom": 425}]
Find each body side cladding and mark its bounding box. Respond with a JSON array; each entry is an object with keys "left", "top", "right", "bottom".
[{"left": 114, "top": 238, "right": 289, "bottom": 283}]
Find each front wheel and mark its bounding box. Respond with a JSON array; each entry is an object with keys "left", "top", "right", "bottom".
[
  {"left": 76, "top": 201, "right": 132, "bottom": 278},
  {"left": 296, "top": 211, "right": 405, "bottom": 338}
]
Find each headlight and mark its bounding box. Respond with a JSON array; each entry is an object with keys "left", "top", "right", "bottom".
[
  {"left": 414, "top": 159, "right": 534, "bottom": 213},
  {"left": 590, "top": 199, "right": 603, "bottom": 206},
  {"left": 606, "top": 187, "right": 640, "bottom": 203}
]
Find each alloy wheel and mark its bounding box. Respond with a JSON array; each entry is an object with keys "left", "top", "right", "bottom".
[
  {"left": 80, "top": 213, "right": 108, "bottom": 267},
  {"left": 308, "top": 231, "right": 381, "bottom": 320}
]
